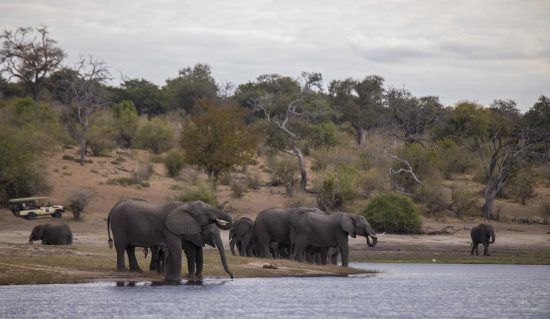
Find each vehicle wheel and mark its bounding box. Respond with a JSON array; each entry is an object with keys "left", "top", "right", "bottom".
[
  {"left": 53, "top": 211, "right": 62, "bottom": 218},
  {"left": 27, "top": 213, "right": 36, "bottom": 220}
]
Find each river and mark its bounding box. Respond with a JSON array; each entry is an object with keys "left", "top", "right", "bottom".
[{"left": 1, "top": 263, "right": 549, "bottom": 318}]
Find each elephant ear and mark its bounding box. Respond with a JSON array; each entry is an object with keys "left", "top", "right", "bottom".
[
  {"left": 165, "top": 207, "right": 202, "bottom": 235},
  {"left": 340, "top": 215, "right": 356, "bottom": 238}
]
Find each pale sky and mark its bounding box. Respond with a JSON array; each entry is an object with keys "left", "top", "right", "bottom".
[{"left": 1, "top": 0, "right": 549, "bottom": 111}]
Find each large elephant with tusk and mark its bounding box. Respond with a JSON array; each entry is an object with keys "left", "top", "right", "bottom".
[
  {"left": 290, "top": 211, "right": 380, "bottom": 266},
  {"left": 107, "top": 199, "right": 232, "bottom": 283}
]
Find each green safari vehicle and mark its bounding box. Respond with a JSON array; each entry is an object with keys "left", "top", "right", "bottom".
[{"left": 8, "top": 197, "right": 64, "bottom": 220}]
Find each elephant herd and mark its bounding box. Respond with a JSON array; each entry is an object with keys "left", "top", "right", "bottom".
[
  {"left": 22, "top": 198, "right": 497, "bottom": 284},
  {"left": 230, "top": 207, "right": 381, "bottom": 266}
]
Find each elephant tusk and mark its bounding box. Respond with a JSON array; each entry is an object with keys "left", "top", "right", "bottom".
[
  {"left": 216, "top": 219, "right": 229, "bottom": 226},
  {"left": 371, "top": 232, "right": 385, "bottom": 237}
]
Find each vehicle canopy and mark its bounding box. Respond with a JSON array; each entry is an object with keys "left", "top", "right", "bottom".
[{"left": 8, "top": 197, "right": 50, "bottom": 203}]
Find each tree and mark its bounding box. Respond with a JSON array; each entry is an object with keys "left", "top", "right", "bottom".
[
  {"left": 114, "top": 78, "right": 165, "bottom": 117},
  {"left": 386, "top": 88, "right": 445, "bottom": 146},
  {"left": 180, "top": 101, "right": 258, "bottom": 176},
  {"left": 446, "top": 100, "right": 537, "bottom": 219},
  {"left": 58, "top": 56, "right": 111, "bottom": 165},
  {"left": 250, "top": 73, "right": 327, "bottom": 190},
  {"left": 163, "top": 63, "right": 218, "bottom": 113},
  {"left": 0, "top": 26, "right": 65, "bottom": 100},
  {"left": 329, "top": 76, "right": 385, "bottom": 144},
  {"left": 111, "top": 100, "right": 138, "bottom": 147},
  {"left": 523, "top": 95, "right": 550, "bottom": 161}
]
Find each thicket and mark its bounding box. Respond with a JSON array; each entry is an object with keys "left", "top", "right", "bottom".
[
  {"left": 363, "top": 193, "right": 423, "bottom": 233},
  {"left": 133, "top": 117, "right": 174, "bottom": 154}
]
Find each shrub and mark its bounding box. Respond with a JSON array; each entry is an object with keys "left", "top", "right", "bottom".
[
  {"left": 230, "top": 181, "right": 247, "bottom": 198},
  {"left": 246, "top": 174, "right": 262, "bottom": 190},
  {"left": 180, "top": 101, "right": 259, "bottom": 177},
  {"left": 306, "top": 122, "right": 338, "bottom": 148},
  {"left": 134, "top": 163, "right": 154, "bottom": 181},
  {"left": 176, "top": 184, "right": 218, "bottom": 206},
  {"left": 219, "top": 172, "right": 232, "bottom": 186},
  {"left": 62, "top": 155, "right": 75, "bottom": 161},
  {"left": 87, "top": 124, "right": 116, "bottom": 156},
  {"left": 390, "top": 143, "right": 440, "bottom": 193},
  {"left": 164, "top": 150, "right": 185, "bottom": 177},
  {"left": 67, "top": 189, "right": 93, "bottom": 220},
  {"left": 268, "top": 154, "right": 298, "bottom": 195},
  {"left": 310, "top": 146, "right": 358, "bottom": 171},
  {"left": 316, "top": 165, "right": 365, "bottom": 210},
  {"left": 106, "top": 177, "right": 150, "bottom": 188},
  {"left": 362, "top": 193, "right": 422, "bottom": 233},
  {"left": 0, "top": 125, "right": 51, "bottom": 204},
  {"left": 541, "top": 203, "right": 550, "bottom": 219},
  {"left": 417, "top": 179, "right": 449, "bottom": 216},
  {"left": 111, "top": 100, "right": 138, "bottom": 148},
  {"left": 451, "top": 184, "right": 479, "bottom": 217},
  {"left": 133, "top": 117, "right": 174, "bottom": 154},
  {"left": 503, "top": 167, "right": 535, "bottom": 205},
  {"left": 435, "top": 138, "right": 478, "bottom": 179}
]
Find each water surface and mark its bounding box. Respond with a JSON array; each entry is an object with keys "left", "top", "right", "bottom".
[{"left": 1, "top": 263, "right": 549, "bottom": 318}]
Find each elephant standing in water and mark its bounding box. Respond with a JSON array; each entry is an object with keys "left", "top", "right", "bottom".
[
  {"left": 291, "top": 212, "right": 379, "bottom": 267},
  {"left": 29, "top": 223, "right": 73, "bottom": 245},
  {"left": 107, "top": 199, "right": 232, "bottom": 283},
  {"left": 471, "top": 223, "right": 495, "bottom": 256},
  {"left": 229, "top": 217, "right": 256, "bottom": 257},
  {"left": 254, "top": 207, "right": 326, "bottom": 258}
]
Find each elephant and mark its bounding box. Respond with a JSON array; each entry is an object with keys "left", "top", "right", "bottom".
[
  {"left": 290, "top": 212, "right": 379, "bottom": 267},
  {"left": 304, "top": 246, "right": 339, "bottom": 265},
  {"left": 145, "top": 246, "right": 168, "bottom": 274},
  {"left": 182, "top": 223, "right": 233, "bottom": 281},
  {"left": 254, "top": 207, "right": 326, "bottom": 258},
  {"left": 471, "top": 223, "right": 496, "bottom": 256},
  {"left": 29, "top": 223, "right": 73, "bottom": 245},
  {"left": 107, "top": 199, "right": 232, "bottom": 283},
  {"left": 229, "top": 217, "right": 256, "bottom": 257}
]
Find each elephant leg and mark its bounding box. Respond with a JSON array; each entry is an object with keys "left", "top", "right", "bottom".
[
  {"left": 126, "top": 246, "right": 142, "bottom": 272},
  {"left": 339, "top": 242, "right": 349, "bottom": 267},
  {"left": 240, "top": 235, "right": 252, "bottom": 257},
  {"left": 164, "top": 235, "right": 183, "bottom": 283},
  {"left": 195, "top": 246, "right": 204, "bottom": 281},
  {"left": 470, "top": 243, "right": 475, "bottom": 256},
  {"left": 293, "top": 241, "right": 307, "bottom": 263},
  {"left": 483, "top": 243, "right": 490, "bottom": 256},
  {"left": 475, "top": 243, "right": 479, "bottom": 256},
  {"left": 182, "top": 241, "right": 196, "bottom": 281},
  {"left": 116, "top": 244, "right": 127, "bottom": 271},
  {"left": 320, "top": 248, "right": 328, "bottom": 265},
  {"left": 229, "top": 238, "right": 237, "bottom": 256}
]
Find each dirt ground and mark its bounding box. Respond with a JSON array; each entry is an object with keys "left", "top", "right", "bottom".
[{"left": 1, "top": 148, "right": 549, "bottom": 284}]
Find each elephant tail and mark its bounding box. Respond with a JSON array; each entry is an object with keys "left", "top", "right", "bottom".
[{"left": 107, "top": 213, "right": 113, "bottom": 249}]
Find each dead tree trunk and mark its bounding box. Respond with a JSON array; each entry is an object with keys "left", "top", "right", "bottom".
[{"left": 291, "top": 143, "right": 307, "bottom": 190}]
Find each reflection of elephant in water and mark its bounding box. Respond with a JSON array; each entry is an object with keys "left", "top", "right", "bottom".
[
  {"left": 254, "top": 207, "right": 326, "bottom": 258},
  {"left": 107, "top": 199, "right": 232, "bottom": 283},
  {"left": 29, "top": 223, "right": 73, "bottom": 245},
  {"left": 229, "top": 217, "right": 256, "bottom": 257},
  {"left": 471, "top": 223, "right": 495, "bottom": 256},
  {"left": 291, "top": 212, "right": 379, "bottom": 267}
]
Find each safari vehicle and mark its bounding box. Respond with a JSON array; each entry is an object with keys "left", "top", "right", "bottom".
[{"left": 8, "top": 197, "right": 64, "bottom": 220}]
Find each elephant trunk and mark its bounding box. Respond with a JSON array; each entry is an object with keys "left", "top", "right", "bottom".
[
  {"left": 366, "top": 235, "right": 377, "bottom": 247},
  {"left": 213, "top": 231, "right": 234, "bottom": 279},
  {"left": 490, "top": 229, "right": 496, "bottom": 244},
  {"left": 215, "top": 218, "right": 233, "bottom": 230}
]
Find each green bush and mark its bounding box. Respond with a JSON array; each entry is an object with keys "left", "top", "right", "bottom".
[
  {"left": 0, "top": 124, "right": 52, "bottom": 204},
  {"left": 87, "top": 118, "right": 116, "bottom": 156},
  {"left": 176, "top": 184, "right": 218, "bottom": 206},
  {"left": 111, "top": 100, "right": 138, "bottom": 148},
  {"left": 306, "top": 122, "right": 338, "bottom": 148},
  {"left": 316, "top": 165, "right": 365, "bottom": 210},
  {"left": 435, "top": 138, "right": 478, "bottom": 179},
  {"left": 164, "top": 150, "right": 185, "bottom": 177},
  {"left": 362, "top": 193, "right": 422, "bottom": 233},
  {"left": 133, "top": 117, "right": 174, "bottom": 154}
]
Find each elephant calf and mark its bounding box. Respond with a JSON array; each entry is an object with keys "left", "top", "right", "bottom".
[
  {"left": 229, "top": 217, "right": 256, "bottom": 257},
  {"left": 471, "top": 223, "right": 495, "bottom": 256},
  {"left": 29, "top": 223, "right": 73, "bottom": 245}
]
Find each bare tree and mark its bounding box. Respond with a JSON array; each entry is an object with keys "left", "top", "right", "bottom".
[
  {"left": 0, "top": 26, "right": 65, "bottom": 100},
  {"left": 253, "top": 73, "right": 324, "bottom": 191},
  {"left": 58, "top": 56, "right": 111, "bottom": 165}
]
